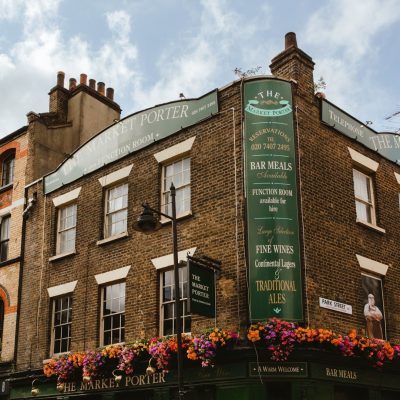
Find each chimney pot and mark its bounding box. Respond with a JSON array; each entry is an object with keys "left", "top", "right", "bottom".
[
  {"left": 97, "top": 82, "right": 105, "bottom": 96},
  {"left": 106, "top": 87, "right": 114, "bottom": 101},
  {"left": 89, "top": 79, "right": 96, "bottom": 89},
  {"left": 57, "top": 71, "right": 65, "bottom": 87},
  {"left": 69, "top": 78, "right": 77, "bottom": 90},
  {"left": 285, "top": 32, "right": 297, "bottom": 49},
  {"left": 80, "top": 73, "right": 87, "bottom": 85}
]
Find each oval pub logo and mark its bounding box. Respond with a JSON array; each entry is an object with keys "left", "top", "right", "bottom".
[{"left": 245, "top": 89, "right": 292, "bottom": 117}]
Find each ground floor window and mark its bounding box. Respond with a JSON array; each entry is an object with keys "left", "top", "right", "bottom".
[
  {"left": 101, "top": 281, "right": 125, "bottom": 346},
  {"left": 160, "top": 265, "right": 191, "bottom": 335},
  {"left": 51, "top": 295, "right": 72, "bottom": 355}
]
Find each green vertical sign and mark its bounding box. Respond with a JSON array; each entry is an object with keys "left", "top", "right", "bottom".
[
  {"left": 244, "top": 79, "right": 303, "bottom": 322},
  {"left": 189, "top": 260, "right": 216, "bottom": 317}
]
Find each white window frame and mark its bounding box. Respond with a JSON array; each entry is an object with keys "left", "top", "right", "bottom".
[
  {"left": 159, "top": 264, "right": 191, "bottom": 336},
  {"left": 1, "top": 151, "right": 15, "bottom": 187},
  {"left": 100, "top": 281, "right": 126, "bottom": 347},
  {"left": 56, "top": 203, "right": 77, "bottom": 255},
  {"left": 0, "top": 214, "right": 10, "bottom": 262},
  {"left": 161, "top": 157, "right": 191, "bottom": 220},
  {"left": 353, "top": 168, "right": 376, "bottom": 225},
  {"left": 104, "top": 183, "right": 128, "bottom": 238},
  {"left": 50, "top": 294, "right": 73, "bottom": 356},
  {"left": 348, "top": 148, "right": 384, "bottom": 232},
  {"left": 154, "top": 137, "right": 195, "bottom": 222}
]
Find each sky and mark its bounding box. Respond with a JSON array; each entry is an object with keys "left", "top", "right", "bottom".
[{"left": 0, "top": 0, "right": 399, "bottom": 137}]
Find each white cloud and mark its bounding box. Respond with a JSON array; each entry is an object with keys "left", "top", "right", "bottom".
[
  {"left": 132, "top": 0, "right": 273, "bottom": 110},
  {"left": 0, "top": 3, "right": 139, "bottom": 134},
  {"left": 303, "top": 0, "right": 400, "bottom": 128},
  {"left": 107, "top": 10, "right": 131, "bottom": 40},
  {"left": 0, "top": 0, "right": 25, "bottom": 20},
  {"left": 305, "top": 0, "right": 399, "bottom": 58}
]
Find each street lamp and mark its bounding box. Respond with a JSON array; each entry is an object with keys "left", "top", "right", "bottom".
[{"left": 133, "top": 183, "right": 185, "bottom": 400}]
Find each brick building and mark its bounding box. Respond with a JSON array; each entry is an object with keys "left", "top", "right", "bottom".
[
  {"left": 8, "top": 33, "right": 400, "bottom": 399},
  {"left": 0, "top": 72, "right": 120, "bottom": 395}
]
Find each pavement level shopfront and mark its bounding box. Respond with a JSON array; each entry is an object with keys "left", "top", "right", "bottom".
[{"left": 6, "top": 350, "right": 400, "bottom": 400}]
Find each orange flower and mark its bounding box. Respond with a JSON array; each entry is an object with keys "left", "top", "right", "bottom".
[{"left": 247, "top": 329, "right": 260, "bottom": 342}]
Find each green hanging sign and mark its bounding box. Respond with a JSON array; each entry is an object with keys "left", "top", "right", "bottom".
[
  {"left": 243, "top": 79, "right": 303, "bottom": 322},
  {"left": 189, "top": 260, "right": 216, "bottom": 318}
]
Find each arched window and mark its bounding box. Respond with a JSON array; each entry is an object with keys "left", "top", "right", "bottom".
[{"left": 1, "top": 150, "right": 15, "bottom": 187}]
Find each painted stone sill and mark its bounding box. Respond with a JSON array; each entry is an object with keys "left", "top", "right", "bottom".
[
  {"left": 0, "top": 182, "right": 13, "bottom": 194},
  {"left": 49, "top": 251, "right": 76, "bottom": 262},
  {"left": 356, "top": 219, "right": 386, "bottom": 234},
  {"left": 96, "top": 232, "right": 129, "bottom": 246},
  {"left": 160, "top": 210, "right": 192, "bottom": 225}
]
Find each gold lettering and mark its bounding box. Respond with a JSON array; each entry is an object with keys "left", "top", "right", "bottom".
[
  {"left": 125, "top": 376, "right": 133, "bottom": 386},
  {"left": 153, "top": 373, "right": 159, "bottom": 384},
  {"left": 64, "top": 382, "right": 76, "bottom": 393},
  {"left": 139, "top": 375, "right": 146, "bottom": 385},
  {"left": 101, "top": 378, "right": 108, "bottom": 389},
  {"left": 132, "top": 376, "right": 139, "bottom": 385}
]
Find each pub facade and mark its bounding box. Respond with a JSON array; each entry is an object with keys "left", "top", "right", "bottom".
[{"left": 7, "top": 33, "right": 400, "bottom": 399}]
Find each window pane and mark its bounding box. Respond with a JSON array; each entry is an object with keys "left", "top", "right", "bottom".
[
  {"left": 163, "top": 286, "right": 172, "bottom": 302},
  {"left": 356, "top": 201, "right": 371, "bottom": 223},
  {"left": 353, "top": 170, "right": 371, "bottom": 202},
  {"left": 1, "top": 217, "right": 10, "bottom": 239},
  {"left": 102, "top": 282, "right": 125, "bottom": 345},
  {"left": 104, "top": 315, "right": 112, "bottom": 331},
  {"left": 52, "top": 295, "right": 72, "bottom": 354},
  {"left": 104, "top": 331, "right": 111, "bottom": 346},
  {"left": 160, "top": 266, "right": 191, "bottom": 335},
  {"left": 163, "top": 303, "right": 174, "bottom": 320},
  {"left": 163, "top": 319, "right": 173, "bottom": 336},
  {"left": 164, "top": 270, "right": 173, "bottom": 286},
  {"left": 0, "top": 242, "right": 8, "bottom": 262},
  {"left": 58, "top": 204, "right": 76, "bottom": 254},
  {"left": 162, "top": 158, "right": 191, "bottom": 216},
  {"left": 106, "top": 184, "right": 128, "bottom": 237},
  {"left": 2, "top": 154, "right": 14, "bottom": 186}
]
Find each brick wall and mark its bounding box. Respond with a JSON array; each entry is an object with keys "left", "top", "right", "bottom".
[
  {"left": 0, "top": 132, "right": 28, "bottom": 362},
  {"left": 16, "top": 35, "right": 400, "bottom": 373}
]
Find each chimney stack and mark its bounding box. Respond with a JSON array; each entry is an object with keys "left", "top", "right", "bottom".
[
  {"left": 80, "top": 73, "right": 87, "bottom": 85},
  {"left": 285, "top": 32, "right": 297, "bottom": 50},
  {"left": 48, "top": 71, "right": 68, "bottom": 121},
  {"left": 97, "top": 82, "right": 105, "bottom": 96},
  {"left": 270, "top": 32, "right": 315, "bottom": 101},
  {"left": 89, "top": 79, "right": 96, "bottom": 90},
  {"left": 106, "top": 87, "right": 114, "bottom": 101},
  {"left": 56, "top": 71, "right": 65, "bottom": 87},
  {"left": 69, "top": 78, "right": 77, "bottom": 91}
]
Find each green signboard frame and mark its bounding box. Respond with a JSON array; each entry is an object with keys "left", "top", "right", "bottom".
[
  {"left": 321, "top": 100, "right": 400, "bottom": 165},
  {"left": 243, "top": 78, "right": 303, "bottom": 322},
  {"left": 188, "top": 260, "right": 216, "bottom": 318},
  {"left": 44, "top": 91, "right": 218, "bottom": 194}
]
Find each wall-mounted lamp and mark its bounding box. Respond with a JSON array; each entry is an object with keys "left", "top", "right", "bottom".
[
  {"left": 82, "top": 375, "right": 91, "bottom": 383},
  {"left": 31, "top": 379, "right": 40, "bottom": 397},
  {"left": 112, "top": 369, "right": 123, "bottom": 383},
  {"left": 146, "top": 359, "right": 156, "bottom": 376},
  {"left": 56, "top": 379, "right": 65, "bottom": 393}
]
